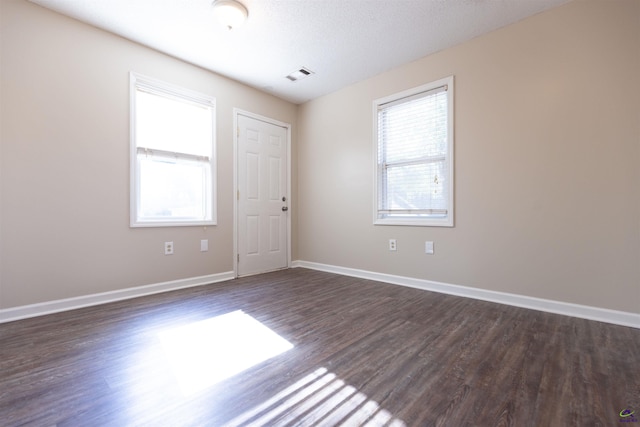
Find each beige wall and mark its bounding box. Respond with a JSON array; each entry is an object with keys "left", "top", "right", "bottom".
[
  {"left": 297, "top": 0, "right": 640, "bottom": 313},
  {"left": 1, "top": 0, "right": 638, "bottom": 315},
  {"left": 0, "top": 0, "right": 298, "bottom": 308}
]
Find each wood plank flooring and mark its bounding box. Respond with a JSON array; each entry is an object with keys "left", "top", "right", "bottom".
[{"left": 0, "top": 268, "right": 638, "bottom": 426}]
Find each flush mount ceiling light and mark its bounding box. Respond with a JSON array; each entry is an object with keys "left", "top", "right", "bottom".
[{"left": 212, "top": 0, "right": 249, "bottom": 30}]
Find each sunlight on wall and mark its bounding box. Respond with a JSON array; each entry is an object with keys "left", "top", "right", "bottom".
[
  {"left": 222, "top": 367, "right": 407, "bottom": 426},
  {"left": 158, "top": 310, "right": 294, "bottom": 396}
]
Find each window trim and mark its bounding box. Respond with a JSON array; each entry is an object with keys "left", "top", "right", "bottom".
[
  {"left": 130, "top": 72, "right": 217, "bottom": 228},
  {"left": 373, "top": 76, "right": 454, "bottom": 227}
]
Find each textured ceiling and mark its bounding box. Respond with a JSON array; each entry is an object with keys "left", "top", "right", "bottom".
[{"left": 28, "top": 0, "right": 570, "bottom": 104}]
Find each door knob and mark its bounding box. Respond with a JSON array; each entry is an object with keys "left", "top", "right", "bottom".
[{"left": 282, "top": 206, "right": 288, "bottom": 212}]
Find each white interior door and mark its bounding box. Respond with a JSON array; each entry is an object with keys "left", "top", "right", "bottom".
[{"left": 237, "top": 114, "right": 289, "bottom": 276}]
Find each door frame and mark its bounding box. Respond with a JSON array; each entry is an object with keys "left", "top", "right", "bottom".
[{"left": 233, "top": 108, "right": 292, "bottom": 278}]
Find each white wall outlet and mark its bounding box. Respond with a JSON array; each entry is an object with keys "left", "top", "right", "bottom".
[
  {"left": 200, "top": 239, "right": 208, "bottom": 252},
  {"left": 425, "top": 241, "right": 434, "bottom": 255},
  {"left": 164, "top": 241, "right": 174, "bottom": 255},
  {"left": 389, "top": 239, "right": 397, "bottom": 251}
]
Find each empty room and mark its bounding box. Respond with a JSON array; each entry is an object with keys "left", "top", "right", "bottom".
[{"left": 1, "top": 0, "right": 638, "bottom": 425}]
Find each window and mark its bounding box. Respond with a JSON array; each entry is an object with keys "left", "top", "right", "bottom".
[
  {"left": 374, "top": 76, "right": 454, "bottom": 227},
  {"left": 130, "top": 73, "right": 216, "bottom": 227}
]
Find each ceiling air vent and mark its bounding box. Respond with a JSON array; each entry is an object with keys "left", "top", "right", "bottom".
[{"left": 286, "top": 67, "right": 314, "bottom": 82}]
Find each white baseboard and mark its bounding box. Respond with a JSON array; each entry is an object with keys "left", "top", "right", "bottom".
[
  {"left": 0, "top": 271, "right": 235, "bottom": 324},
  {"left": 4, "top": 264, "right": 637, "bottom": 329},
  {"left": 292, "top": 260, "right": 640, "bottom": 329}
]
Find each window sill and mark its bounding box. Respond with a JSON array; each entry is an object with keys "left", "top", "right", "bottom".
[
  {"left": 374, "top": 217, "right": 453, "bottom": 227},
  {"left": 131, "top": 219, "right": 216, "bottom": 228}
]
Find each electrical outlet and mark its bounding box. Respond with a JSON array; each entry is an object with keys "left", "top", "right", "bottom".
[
  {"left": 164, "top": 241, "right": 174, "bottom": 255},
  {"left": 389, "top": 239, "right": 397, "bottom": 251}
]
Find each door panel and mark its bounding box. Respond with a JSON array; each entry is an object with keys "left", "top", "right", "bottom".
[{"left": 237, "top": 115, "right": 288, "bottom": 276}]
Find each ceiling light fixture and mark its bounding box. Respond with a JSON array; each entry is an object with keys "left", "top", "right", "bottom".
[{"left": 212, "top": 0, "right": 249, "bottom": 30}]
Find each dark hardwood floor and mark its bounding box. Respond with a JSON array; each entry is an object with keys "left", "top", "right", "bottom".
[{"left": 0, "top": 268, "right": 638, "bottom": 426}]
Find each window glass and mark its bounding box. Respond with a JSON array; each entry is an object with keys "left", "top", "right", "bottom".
[
  {"left": 130, "top": 73, "right": 216, "bottom": 227},
  {"left": 374, "top": 77, "right": 454, "bottom": 227}
]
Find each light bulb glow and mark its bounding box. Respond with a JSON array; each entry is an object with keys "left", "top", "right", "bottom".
[{"left": 212, "top": 0, "right": 248, "bottom": 30}]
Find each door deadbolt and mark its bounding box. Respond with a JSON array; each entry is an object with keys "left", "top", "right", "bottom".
[{"left": 282, "top": 196, "right": 287, "bottom": 202}]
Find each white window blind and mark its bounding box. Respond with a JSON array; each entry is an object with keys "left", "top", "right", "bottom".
[{"left": 374, "top": 76, "right": 454, "bottom": 227}]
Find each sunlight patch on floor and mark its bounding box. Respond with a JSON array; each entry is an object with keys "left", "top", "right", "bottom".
[
  {"left": 222, "top": 367, "right": 406, "bottom": 427},
  {"left": 158, "top": 310, "right": 294, "bottom": 396}
]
